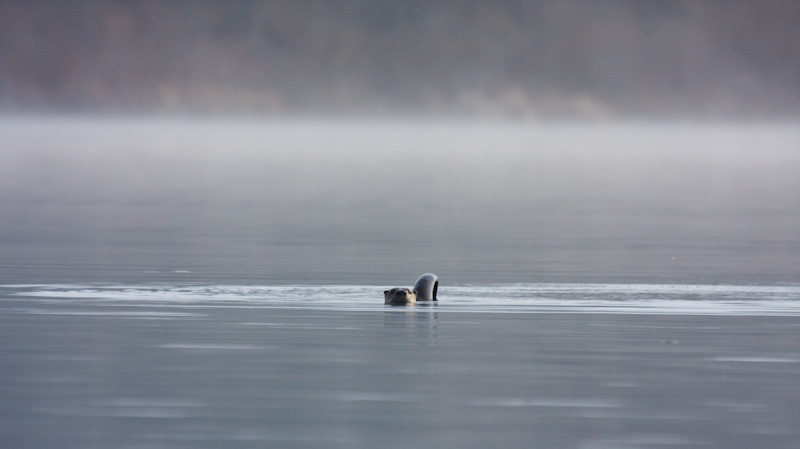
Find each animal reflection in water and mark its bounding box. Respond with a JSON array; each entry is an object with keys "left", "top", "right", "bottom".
[
  {"left": 383, "top": 305, "right": 438, "bottom": 343},
  {"left": 384, "top": 273, "right": 438, "bottom": 306}
]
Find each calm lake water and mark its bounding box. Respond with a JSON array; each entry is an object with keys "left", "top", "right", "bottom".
[
  {"left": 1, "top": 118, "right": 799, "bottom": 448},
  {"left": 1, "top": 283, "right": 799, "bottom": 449}
]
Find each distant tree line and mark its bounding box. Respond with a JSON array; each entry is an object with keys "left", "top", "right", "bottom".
[{"left": 1, "top": 0, "right": 798, "bottom": 118}]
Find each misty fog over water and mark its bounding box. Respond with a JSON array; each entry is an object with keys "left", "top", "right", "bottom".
[{"left": 2, "top": 118, "right": 798, "bottom": 285}]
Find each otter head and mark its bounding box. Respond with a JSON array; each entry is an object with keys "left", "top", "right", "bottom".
[{"left": 384, "top": 287, "right": 418, "bottom": 306}]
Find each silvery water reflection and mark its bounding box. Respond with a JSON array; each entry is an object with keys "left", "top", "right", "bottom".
[{"left": 383, "top": 306, "right": 438, "bottom": 346}]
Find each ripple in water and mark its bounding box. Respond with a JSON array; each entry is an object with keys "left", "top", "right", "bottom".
[{"left": 3, "top": 283, "right": 799, "bottom": 316}]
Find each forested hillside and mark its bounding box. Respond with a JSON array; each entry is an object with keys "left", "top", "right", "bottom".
[{"left": 2, "top": 0, "right": 798, "bottom": 118}]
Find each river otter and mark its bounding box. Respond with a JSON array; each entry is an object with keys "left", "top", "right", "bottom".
[
  {"left": 384, "top": 287, "right": 417, "bottom": 305},
  {"left": 384, "top": 273, "right": 438, "bottom": 305}
]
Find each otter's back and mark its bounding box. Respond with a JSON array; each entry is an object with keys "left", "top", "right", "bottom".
[{"left": 413, "top": 273, "right": 438, "bottom": 301}]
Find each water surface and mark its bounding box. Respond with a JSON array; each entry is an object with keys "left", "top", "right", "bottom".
[
  {"left": 1, "top": 283, "right": 799, "bottom": 448},
  {"left": 1, "top": 118, "right": 799, "bottom": 447}
]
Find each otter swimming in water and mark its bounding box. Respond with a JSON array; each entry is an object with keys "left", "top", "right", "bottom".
[
  {"left": 384, "top": 273, "right": 439, "bottom": 305},
  {"left": 384, "top": 287, "right": 417, "bottom": 305}
]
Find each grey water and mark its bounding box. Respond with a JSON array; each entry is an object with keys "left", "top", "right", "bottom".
[
  {"left": 2, "top": 283, "right": 800, "bottom": 449},
  {"left": 1, "top": 118, "right": 800, "bottom": 448}
]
